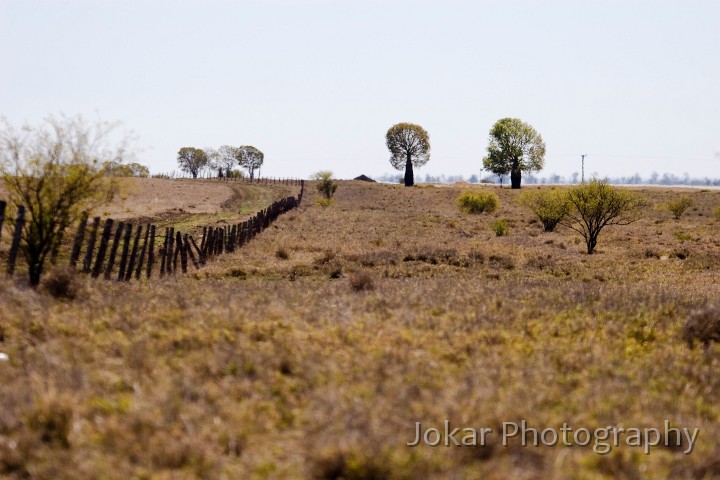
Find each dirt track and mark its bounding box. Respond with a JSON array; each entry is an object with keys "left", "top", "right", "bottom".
[{"left": 89, "top": 178, "right": 234, "bottom": 220}]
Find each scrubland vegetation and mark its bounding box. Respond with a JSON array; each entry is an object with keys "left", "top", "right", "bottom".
[{"left": 1, "top": 180, "right": 720, "bottom": 479}]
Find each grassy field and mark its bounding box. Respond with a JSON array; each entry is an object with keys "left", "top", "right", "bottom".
[{"left": 1, "top": 180, "right": 720, "bottom": 479}]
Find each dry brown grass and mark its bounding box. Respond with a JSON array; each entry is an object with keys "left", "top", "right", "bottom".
[{"left": 1, "top": 181, "right": 720, "bottom": 478}]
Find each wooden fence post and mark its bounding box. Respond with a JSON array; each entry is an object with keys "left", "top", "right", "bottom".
[
  {"left": 0, "top": 200, "right": 6, "bottom": 245},
  {"left": 190, "top": 235, "right": 205, "bottom": 268},
  {"left": 167, "top": 227, "right": 175, "bottom": 274},
  {"left": 146, "top": 225, "right": 156, "bottom": 278},
  {"left": 185, "top": 233, "right": 200, "bottom": 269},
  {"left": 104, "top": 222, "right": 124, "bottom": 280},
  {"left": 160, "top": 227, "right": 169, "bottom": 276},
  {"left": 180, "top": 233, "right": 188, "bottom": 273},
  {"left": 83, "top": 217, "right": 101, "bottom": 273},
  {"left": 117, "top": 223, "right": 133, "bottom": 281},
  {"left": 92, "top": 219, "right": 114, "bottom": 278},
  {"left": 135, "top": 225, "right": 149, "bottom": 280},
  {"left": 126, "top": 225, "right": 142, "bottom": 281},
  {"left": 216, "top": 227, "right": 223, "bottom": 255},
  {"left": 6, "top": 205, "right": 25, "bottom": 276},
  {"left": 173, "top": 231, "right": 182, "bottom": 273},
  {"left": 69, "top": 211, "right": 89, "bottom": 268}
]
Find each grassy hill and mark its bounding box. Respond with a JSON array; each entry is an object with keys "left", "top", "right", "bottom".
[{"left": 1, "top": 180, "right": 719, "bottom": 479}]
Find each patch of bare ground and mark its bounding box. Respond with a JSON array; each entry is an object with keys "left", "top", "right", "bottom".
[{"left": 1, "top": 181, "right": 720, "bottom": 478}]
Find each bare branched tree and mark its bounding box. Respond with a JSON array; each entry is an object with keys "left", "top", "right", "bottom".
[{"left": 0, "top": 114, "right": 127, "bottom": 285}]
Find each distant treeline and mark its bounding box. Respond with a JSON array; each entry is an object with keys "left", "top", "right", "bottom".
[{"left": 374, "top": 172, "right": 720, "bottom": 186}]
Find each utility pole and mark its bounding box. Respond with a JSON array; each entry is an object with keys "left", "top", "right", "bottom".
[{"left": 581, "top": 154, "right": 586, "bottom": 183}]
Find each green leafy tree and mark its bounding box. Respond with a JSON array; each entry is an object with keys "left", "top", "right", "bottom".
[
  {"left": 177, "top": 147, "right": 208, "bottom": 178},
  {"left": 0, "top": 115, "right": 124, "bottom": 286},
  {"left": 386, "top": 123, "right": 430, "bottom": 187},
  {"left": 103, "top": 161, "right": 149, "bottom": 177},
  {"left": 237, "top": 146, "right": 264, "bottom": 180},
  {"left": 560, "top": 179, "right": 646, "bottom": 254},
  {"left": 519, "top": 188, "right": 571, "bottom": 232},
  {"left": 483, "top": 118, "right": 545, "bottom": 189}
]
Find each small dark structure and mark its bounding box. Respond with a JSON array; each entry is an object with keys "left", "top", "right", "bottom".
[{"left": 354, "top": 175, "right": 376, "bottom": 183}]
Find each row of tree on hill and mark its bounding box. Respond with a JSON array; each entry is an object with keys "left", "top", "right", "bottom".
[
  {"left": 376, "top": 172, "right": 720, "bottom": 187},
  {"left": 176, "top": 145, "right": 264, "bottom": 179},
  {"left": 386, "top": 118, "right": 544, "bottom": 188}
]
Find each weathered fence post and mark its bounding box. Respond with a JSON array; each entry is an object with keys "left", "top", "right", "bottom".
[
  {"left": 135, "top": 225, "right": 149, "bottom": 280},
  {"left": 0, "top": 200, "right": 6, "bottom": 243},
  {"left": 190, "top": 235, "right": 205, "bottom": 268},
  {"left": 6, "top": 205, "right": 25, "bottom": 276},
  {"left": 146, "top": 225, "right": 156, "bottom": 278},
  {"left": 104, "top": 222, "right": 124, "bottom": 280},
  {"left": 216, "top": 227, "right": 224, "bottom": 255},
  {"left": 117, "top": 223, "right": 133, "bottom": 281},
  {"left": 167, "top": 227, "right": 175, "bottom": 274},
  {"left": 69, "top": 211, "right": 89, "bottom": 268},
  {"left": 185, "top": 233, "right": 200, "bottom": 269},
  {"left": 125, "top": 225, "right": 142, "bottom": 281},
  {"left": 180, "top": 233, "right": 188, "bottom": 273},
  {"left": 160, "top": 227, "right": 169, "bottom": 276},
  {"left": 92, "top": 219, "right": 114, "bottom": 278},
  {"left": 173, "top": 231, "right": 182, "bottom": 273},
  {"left": 83, "top": 217, "right": 101, "bottom": 273}
]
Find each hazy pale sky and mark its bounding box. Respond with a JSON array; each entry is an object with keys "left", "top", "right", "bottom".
[{"left": 1, "top": 0, "right": 719, "bottom": 180}]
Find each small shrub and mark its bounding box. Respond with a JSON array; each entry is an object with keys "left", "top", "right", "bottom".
[
  {"left": 672, "top": 231, "right": 692, "bottom": 242},
  {"left": 41, "top": 266, "right": 81, "bottom": 300},
  {"left": 665, "top": 196, "right": 693, "bottom": 220},
  {"left": 316, "top": 198, "right": 334, "bottom": 209},
  {"left": 714, "top": 205, "right": 720, "bottom": 220},
  {"left": 311, "top": 448, "right": 390, "bottom": 480},
  {"left": 467, "top": 248, "right": 485, "bottom": 263},
  {"left": 519, "top": 188, "right": 570, "bottom": 232},
  {"left": 492, "top": 219, "right": 509, "bottom": 236},
  {"left": 314, "top": 170, "right": 338, "bottom": 199},
  {"left": 314, "top": 250, "right": 336, "bottom": 265},
  {"left": 227, "top": 268, "right": 247, "bottom": 279},
  {"left": 673, "top": 248, "right": 690, "bottom": 260},
  {"left": 489, "top": 254, "right": 515, "bottom": 270},
  {"left": 25, "top": 396, "right": 73, "bottom": 448},
  {"left": 276, "top": 247, "right": 289, "bottom": 260},
  {"left": 682, "top": 305, "right": 720, "bottom": 348},
  {"left": 349, "top": 271, "right": 374, "bottom": 291},
  {"left": 457, "top": 190, "right": 499, "bottom": 214}
]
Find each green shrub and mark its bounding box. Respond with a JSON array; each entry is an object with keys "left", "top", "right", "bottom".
[
  {"left": 665, "top": 196, "right": 693, "bottom": 220},
  {"left": 714, "top": 205, "right": 720, "bottom": 220},
  {"left": 562, "top": 180, "right": 647, "bottom": 254},
  {"left": 492, "top": 219, "right": 509, "bottom": 236},
  {"left": 457, "top": 190, "right": 499, "bottom": 214},
  {"left": 314, "top": 171, "right": 338, "bottom": 199},
  {"left": 519, "top": 188, "right": 570, "bottom": 232},
  {"left": 315, "top": 198, "right": 334, "bottom": 209}
]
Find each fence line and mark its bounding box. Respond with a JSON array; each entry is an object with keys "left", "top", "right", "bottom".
[
  {"left": 0, "top": 180, "right": 305, "bottom": 283},
  {"left": 150, "top": 173, "right": 303, "bottom": 186}
]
